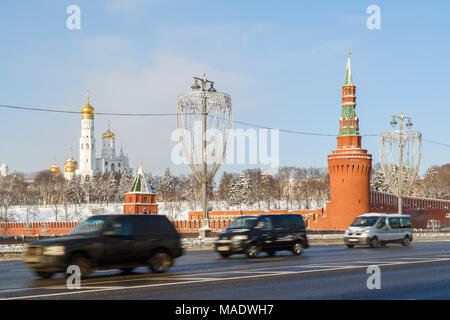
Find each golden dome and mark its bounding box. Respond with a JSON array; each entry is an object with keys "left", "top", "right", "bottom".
[
  {"left": 65, "top": 165, "right": 76, "bottom": 173},
  {"left": 81, "top": 104, "right": 95, "bottom": 115},
  {"left": 102, "top": 132, "right": 115, "bottom": 139},
  {"left": 50, "top": 165, "right": 61, "bottom": 174},
  {"left": 102, "top": 120, "right": 115, "bottom": 139},
  {"left": 65, "top": 158, "right": 78, "bottom": 169},
  {"left": 81, "top": 90, "right": 95, "bottom": 118}
]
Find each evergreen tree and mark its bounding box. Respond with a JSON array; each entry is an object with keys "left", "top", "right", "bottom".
[
  {"left": 160, "top": 168, "right": 175, "bottom": 202},
  {"left": 239, "top": 173, "right": 255, "bottom": 208}
]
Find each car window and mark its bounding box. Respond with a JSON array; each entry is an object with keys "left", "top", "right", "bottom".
[
  {"left": 70, "top": 217, "right": 109, "bottom": 235},
  {"left": 227, "top": 216, "right": 259, "bottom": 230},
  {"left": 271, "top": 215, "right": 304, "bottom": 229},
  {"left": 388, "top": 217, "right": 401, "bottom": 229},
  {"left": 259, "top": 217, "right": 272, "bottom": 230},
  {"left": 134, "top": 217, "right": 175, "bottom": 234},
  {"left": 400, "top": 217, "right": 411, "bottom": 228},
  {"left": 287, "top": 215, "right": 305, "bottom": 228},
  {"left": 271, "top": 216, "right": 285, "bottom": 228},
  {"left": 351, "top": 216, "right": 379, "bottom": 227},
  {"left": 110, "top": 219, "right": 133, "bottom": 236},
  {"left": 377, "top": 217, "right": 386, "bottom": 228}
]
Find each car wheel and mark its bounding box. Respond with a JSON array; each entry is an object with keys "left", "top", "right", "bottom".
[
  {"left": 369, "top": 237, "right": 379, "bottom": 248},
  {"left": 70, "top": 256, "right": 92, "bottom": 278},
  {"left": 148, "top": 251, "right": 172, "bottom": 273},
  {"left": 220, "top": 253, "right": 231, "bottom": 258},
  {"left": 121, "top": 267, "right": 135, "bottom": 273},
  {"left": 292, "top": 242, "right": 304, "bottom": 256},
  {"left": 402, "top": 236, "right": 411, "bottom": 247},
  {"left": 246, "top": 244, "right": 259, "bottom": 258},
  {"left": 35, "top": 271, "right": 54, "bottom": 279},
  {"left": 346, "top": 244, "right": 354, "bottom": 248}
]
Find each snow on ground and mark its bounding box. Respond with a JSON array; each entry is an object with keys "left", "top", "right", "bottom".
[
  {"left": 6, "top": 200, "right": 326, "bottom": 223},
  {"left": 0, "top": 244, "right": 27, "bottom": 253}
]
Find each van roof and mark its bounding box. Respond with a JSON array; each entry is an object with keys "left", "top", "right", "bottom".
[{"left": 359, "top": 213, "right": 410, "bottom": 217}]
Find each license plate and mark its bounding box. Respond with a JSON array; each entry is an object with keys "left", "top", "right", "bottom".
[
  {"left": 348, "top": 238, "right": 358, "bottom": 242},
  {"left": 217, "top": 246, "right": 230, "bottom": 251}
]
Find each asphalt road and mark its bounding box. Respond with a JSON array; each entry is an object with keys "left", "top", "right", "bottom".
[{"left": 0, "top": 241, "right": 449, "bottom": 300}]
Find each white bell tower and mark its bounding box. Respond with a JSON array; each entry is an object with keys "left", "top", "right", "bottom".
[{"left": 78, "top": 91, "right": 96, "bottom": 179}]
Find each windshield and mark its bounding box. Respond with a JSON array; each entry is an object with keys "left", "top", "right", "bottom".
[
  {"left": 227, "top": 216, "right": 259, "bottom": 230},
  {"left": 71, "top": 217, "right": 109, "bottom": 235},
  {"left": 350, "top": 216, "right": 379, "bottom": 227}
]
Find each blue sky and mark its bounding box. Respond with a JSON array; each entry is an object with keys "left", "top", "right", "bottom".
[{"left": 0, "top": 0, "right": 449, "bottom": 177}]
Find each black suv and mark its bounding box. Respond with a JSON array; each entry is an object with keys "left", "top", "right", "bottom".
[
  {"left": 214, "top": 214, "right": 309, "bottom": 258},
  {"left": 24, "top": 214, "right": 183, "bottom": 278}
]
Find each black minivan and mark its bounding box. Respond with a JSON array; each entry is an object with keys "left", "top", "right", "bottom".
[
  {"left": 214, "top": 214, "right": 309, "bottom": 258},
  {"left": 24, "top": 214, "right": 183, "bottom": 278}
]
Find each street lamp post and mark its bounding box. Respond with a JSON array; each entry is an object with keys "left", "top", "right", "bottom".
[
  {"left": 380, "top": 113, "right": 422, "bottom": 214},
  {"left": 177, "top": 74, "right": 232, "bottom": 238}
]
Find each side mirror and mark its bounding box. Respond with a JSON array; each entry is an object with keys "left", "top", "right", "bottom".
[{"left": 376, "top": 223, "right": 383, "bottom": 229}]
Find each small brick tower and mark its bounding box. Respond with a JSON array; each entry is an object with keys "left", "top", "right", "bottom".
[
  {"left": 123, "top": 163, "right": 158, "bottom": 214},
  {"left": 325, "top": 53, "right": 372, "bottom": 229}
]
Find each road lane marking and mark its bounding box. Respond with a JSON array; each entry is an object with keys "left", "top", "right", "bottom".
[{"left": 3, "top": 257, "right": 450, "bottom": 300}]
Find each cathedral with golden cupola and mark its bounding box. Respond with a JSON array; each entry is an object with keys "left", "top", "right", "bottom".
[
  {"left": 76, "top": 91, "right": 131, "bottom": 180},
  {"left": 50, "top": 91, "right": 131, "bottom": 181}
]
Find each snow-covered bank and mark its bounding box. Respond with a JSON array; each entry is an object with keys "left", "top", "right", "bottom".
[{"left": 5, "top": 200, "right": 326, "bottom": 223}]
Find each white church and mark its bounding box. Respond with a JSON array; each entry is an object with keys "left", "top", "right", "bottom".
[
  {"left": 0, "top": 161, "right": 8, "bottom": 177},
  {"left": 61, "top": 93, "right": 131, "bottom": 181}
]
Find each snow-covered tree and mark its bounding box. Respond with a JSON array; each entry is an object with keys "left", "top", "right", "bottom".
[
  {"left": 227, "top": 173, "right": 255, "bottom": 210},
  {"left": 160, "top": 168, "right": 175, "bottom": 202},
  {"left": 370, "top": 168, "right": 390, "bottom": 192},
  {"left": 118, "top": 171, "right": 133, "bottom": 199},
  {"left": 239, "top": 173, "right": 255, "bottom": 208}
]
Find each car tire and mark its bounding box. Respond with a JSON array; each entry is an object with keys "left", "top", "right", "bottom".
[
  {"left": 245, "top": 244, "right": 260, "bottom": 258},
  {"left": 220, "top": 253, "right": 231, "bottom": 258},
  {"left": 402, "top": 236, "right": 411, "bottom": 247},
  {"left": 121, "top": 267, "right": 135, "bottom": 273},
  {"left": 70, "top": 256, "right": 92, "bottom": 278},
  {"left": 346, "top": 244, "right": 354, "bottom": 248},
  {"left": 35, "top": 271, "right": 54, "bottom": 279},
  {"left": 369, "top": 237, "right": 379, "bottom": 248},
  {"left": 148, "top": 251, "right": 172, "bottom": 273},
  {"left": 292, "top": 242, "right": 304, "bottom": 256}
]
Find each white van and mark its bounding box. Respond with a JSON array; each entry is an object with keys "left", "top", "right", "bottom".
[{"left": 344, "top": 213, "right": 412, "bottom": 248}]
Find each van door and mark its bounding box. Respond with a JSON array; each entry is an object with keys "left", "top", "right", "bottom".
[
  {"left": 387, "top": 217, "right": 402, "bottom": 241},
  {"left": 256, "top": 216, "right": 275, "bottom": 251},
  {"left": 374, "top": 217, "right": 390, "bottom": 242},
  {"left": 271, "top": 216, "right": 291, "bottom": 249}
]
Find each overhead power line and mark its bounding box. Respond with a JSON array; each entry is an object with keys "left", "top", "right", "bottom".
[{"left": 0, "top": 103, "right": 449, "bottom": 147}]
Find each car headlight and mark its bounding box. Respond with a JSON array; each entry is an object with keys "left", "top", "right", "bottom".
[
  {"left": 43, "top": 246, "right": 65, "bottom": 256},
  {"left": 232, "top": 235, "right": 248, "bottom": 241}
]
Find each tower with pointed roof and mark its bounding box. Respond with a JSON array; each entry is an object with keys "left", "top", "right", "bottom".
[
  {"left": 324, "top": 53, "right": 372, "bottom": 229},
  {"left": 123, "top": 163, "right": 158, "bottom": 214},
  {"left": 77, "top": 91, "right": 96, "bottom": 179}
]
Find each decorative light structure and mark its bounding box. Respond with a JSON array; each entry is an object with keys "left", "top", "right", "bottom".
[
  {"left": 380, "top": 113, "right": 422, "bottom": 214},
  {"left": 177, "top": 74, "right": 232, "bottom": 237}
]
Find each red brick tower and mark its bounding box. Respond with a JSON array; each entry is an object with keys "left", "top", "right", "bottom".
[
  {"left": 123, "top": 163, "right": 158, "bottom": 214},
  {"left": 325, "top": 53, "right": 372, "bottom": 229}
]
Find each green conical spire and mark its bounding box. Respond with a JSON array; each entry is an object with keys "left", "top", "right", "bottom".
[{"left": 344, "top": 52, "right": 353, "bottom": 86}]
